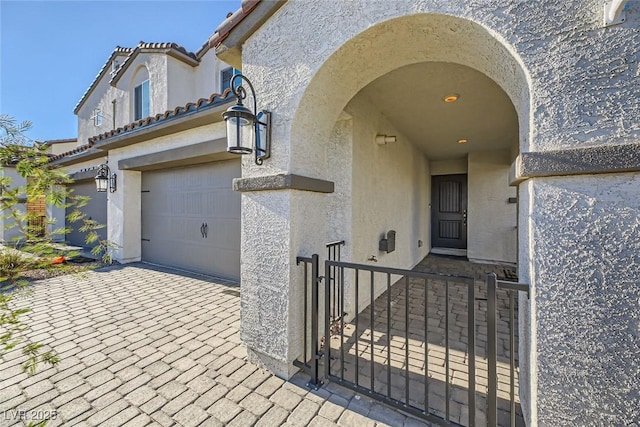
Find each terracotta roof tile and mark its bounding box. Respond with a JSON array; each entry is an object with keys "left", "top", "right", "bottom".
[
  {"left": 87, "top": 89, "right": 234, "bottom": 145},
  {"left": 52, "top": 90, "right": 234, "bottom": 163},
  {"left": 209, "top": 0, "right": 260, "bottom": 48},
  {"left": 48, "top": 143, "right": 94, "bottom": 162}
]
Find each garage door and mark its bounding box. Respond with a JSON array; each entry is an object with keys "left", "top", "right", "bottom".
[
  {"left": 141, "top": 160, "right": 241, "bottom": 281},
  {"left": 66, "top": 181, "right": 107, "bottom": 248}
]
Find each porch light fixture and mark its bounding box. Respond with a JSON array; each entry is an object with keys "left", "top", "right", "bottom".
[
  {"left": 458, "top": 139, "right": 468, "bottom": 144},
  {"left": 223, "top": 73, "right": 271, "bottom": 165},
  {"left": 95, "top": 164, "right": 116, "bottom": 193},
  {"left": 443, "top": 94, "right": 459, "bottom": 103}
]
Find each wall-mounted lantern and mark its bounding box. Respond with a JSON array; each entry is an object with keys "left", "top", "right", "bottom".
[
  {"left": 222, "top": 73, "right": 271, "bottom": 165},
  {"left": 95, "top": 164, "right": 116, "bottom": 193}
]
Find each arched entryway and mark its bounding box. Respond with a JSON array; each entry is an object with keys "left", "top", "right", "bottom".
[{"left": 284, "top": 12, "right": 531, "bottom": 427}]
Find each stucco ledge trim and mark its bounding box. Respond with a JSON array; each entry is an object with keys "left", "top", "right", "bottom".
[
  {"left": 233, "top": 174, "right": 334, "bottom": 193},
  {"left": 509, "top": 143, "right": 640, "bottom": 185}
]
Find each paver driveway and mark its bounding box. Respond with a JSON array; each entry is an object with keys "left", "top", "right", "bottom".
[{"left": 0, "top": 263, "right": 432, "bottom": 426}]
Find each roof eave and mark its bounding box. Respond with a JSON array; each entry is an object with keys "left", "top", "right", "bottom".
[
  {"left": 209, "top": 0, "right": 286, "bottom": 69},
  {"left": 73, "top": 50, "right": 131, "bottom": 114},
  {"left": 49, "top": 147, "right": 106, "bottom": 167},
  {"left": 90, "top": 98, "right": 233, "bottom": 151}
]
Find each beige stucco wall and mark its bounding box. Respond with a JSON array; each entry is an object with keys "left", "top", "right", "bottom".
[
  {"left": 47, "top": 141, "right": 77, "bottom": 156},
  {"left": 196, "top": 49, "right": 233, "bottom": 97},
  {"left": 76, "top": 70, "right": 128, "bottom": 146},
  {"left": 467, "top": 150, "right": 517, "bottom": 264},
  {"left": 347, "top": 95, "right": 430, "bottom": 312},
  {"left": 348, "top": 95, "right": 430, "bottom": 267},
  {"left": 430, "top": 158, "right": 467, "bottom": 176},
  {"left": 167, "top": 58, "right": 197, "bottom": 108}
]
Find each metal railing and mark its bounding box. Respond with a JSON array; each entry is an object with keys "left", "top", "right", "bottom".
[
  {"left": 326, "top": 240, "right": 345, "bottom": 322},
  {"left": 294, "top": 254, "right": 322, "bottom": 387},
  {"left": 293, "top": 240, "right": 345, "bottom": 388},
  {"left": 324, "top": 260, "right": 476, "bottom": 425},
  {"left": 297, "top": 252, "right": 529, "bottom": 426},
  {"left": 488, "top": 273, "right": 529, "bottom": 427}
]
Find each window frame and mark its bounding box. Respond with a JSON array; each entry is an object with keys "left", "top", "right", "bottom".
[
  {"left": 134, "top": 79, "right": 150, "bottom": 121},
  {"left": 93, "top": 107, "right": 103, "bottom": 127},
  {"left": 220, "top": 67, "right": 241, "bottom": 93}
]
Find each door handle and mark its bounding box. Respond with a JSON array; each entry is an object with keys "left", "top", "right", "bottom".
[
  {"left": 204, "top": 223, "right": 208, "bottom": 238},
  {"left": 200, "top": 223, "right": 205, "bottom": 238}
]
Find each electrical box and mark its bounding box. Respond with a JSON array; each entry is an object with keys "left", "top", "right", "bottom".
[{"left": 379, "top": 230, "right": 396, "bottom": 253}]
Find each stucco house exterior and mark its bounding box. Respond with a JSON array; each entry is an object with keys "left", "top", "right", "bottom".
[
  {"left": 50, "top": 41, "right": 241, "bottom": 279},
  {"left": 46, "top": 0, "right": 640, "bottom": 425},
  {"left": 202, "top": 0, "right": 638, "bottom": 426}
]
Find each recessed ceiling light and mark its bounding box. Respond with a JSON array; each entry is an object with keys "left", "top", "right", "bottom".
[
  {"left": 443, "top": 94, "right": 459, "bottom": 103},
  {"left": 457, "top": 139, "right": 468, "bottom": 144}
]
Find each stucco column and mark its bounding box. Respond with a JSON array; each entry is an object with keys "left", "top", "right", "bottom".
[
  {"left": 108, "top": 168, "right": 141, "bottom": 263},
  {"left": 519, "top": 174, "right": 640, "bottom": 426},
  {"left": 240, "top": 186, "right": 329, "bottom": 378}
]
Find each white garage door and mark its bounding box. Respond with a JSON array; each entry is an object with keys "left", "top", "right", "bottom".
[{"left": 141, "top": 160, "right": 241, "bottom": 280}]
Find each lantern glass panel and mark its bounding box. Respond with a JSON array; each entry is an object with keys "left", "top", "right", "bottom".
[
  {"left": 226, "top": 115, "right": 253, "bottom": 154},
  {"left": 95, "top": 177, "right": 108, "bottom": 192}
]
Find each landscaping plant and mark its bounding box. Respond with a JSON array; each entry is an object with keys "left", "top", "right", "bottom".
[{"left": 0, "top": 114, "right": 110, "bottom": 375}]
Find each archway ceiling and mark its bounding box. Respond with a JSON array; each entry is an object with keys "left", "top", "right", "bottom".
[{"left": 358, "top": 62, "right": 519, "bottom": 160}]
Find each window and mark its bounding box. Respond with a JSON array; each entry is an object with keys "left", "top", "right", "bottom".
[
  {"left": 110, "top": 60, "right": 120, "bottom": 77},
  {"left": 221, "top": 67, "right": 241, "bottom": 92},
  {"left": 134, "top": 80, "right": 150, "bottom": 120},
  {"left": 92, "top": 108, "right": 103, "bottom": 126}
]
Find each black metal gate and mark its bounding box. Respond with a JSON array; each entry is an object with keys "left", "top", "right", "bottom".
[{"left": 296, "top": 247, "right": 529, "bottom": 427}]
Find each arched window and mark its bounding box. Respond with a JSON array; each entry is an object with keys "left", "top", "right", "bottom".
[{"left": 132, "top": 66, "right": 150, "bottom": 120}]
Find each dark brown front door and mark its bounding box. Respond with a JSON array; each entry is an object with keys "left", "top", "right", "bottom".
[{"left": 431, "top": 174, "right": 467, "bottom": 249}]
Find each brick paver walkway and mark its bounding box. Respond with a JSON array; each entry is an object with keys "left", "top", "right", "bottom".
[{"left": 0, "top": 264, "right": 433, "bottom": 426}]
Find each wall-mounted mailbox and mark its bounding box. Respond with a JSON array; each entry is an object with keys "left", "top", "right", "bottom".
[{"left": 379, "top": 230, "right": 396, "bottom": 253}]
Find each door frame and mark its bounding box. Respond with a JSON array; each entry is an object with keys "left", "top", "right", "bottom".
[{"left": 431, "top": 174, "right": 468, "bottom": 255}]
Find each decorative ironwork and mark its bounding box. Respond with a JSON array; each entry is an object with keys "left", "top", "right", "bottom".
[{"left": 297, "top": 251, "right": 529, "bottom": 426}]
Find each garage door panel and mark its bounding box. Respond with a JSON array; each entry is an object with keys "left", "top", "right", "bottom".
[
  {"left": 208, "top": 218, "right": 241, "bottom": 249},
  {"left": 141, "top": 160, "right": 241, "bottom": 280},
  {"left": 66, "top": 181, "right": 107, "bottom": 248}
]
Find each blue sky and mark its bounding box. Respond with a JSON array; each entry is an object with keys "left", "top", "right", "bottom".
[{"left": 0, "top": 0, "right": 240, "bottom": 142}]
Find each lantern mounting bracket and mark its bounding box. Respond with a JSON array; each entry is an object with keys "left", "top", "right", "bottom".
[{"left": 223, "top": 73, "right": 271, "bottom": 165}]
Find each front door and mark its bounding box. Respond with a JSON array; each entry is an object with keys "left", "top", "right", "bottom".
[{"left": 431, "top": 174, "right": 467, "bottom": 249}]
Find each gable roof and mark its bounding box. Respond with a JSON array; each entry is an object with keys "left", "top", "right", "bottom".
[
  {"left": 74, "top": 42, "right": 200, "bottom": 115},
  {"left": 109, "top": 41, "right": 200, "bottom": 86},
  {"left": 73, "top": 47, "right": 132, "bottom": 114}
]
